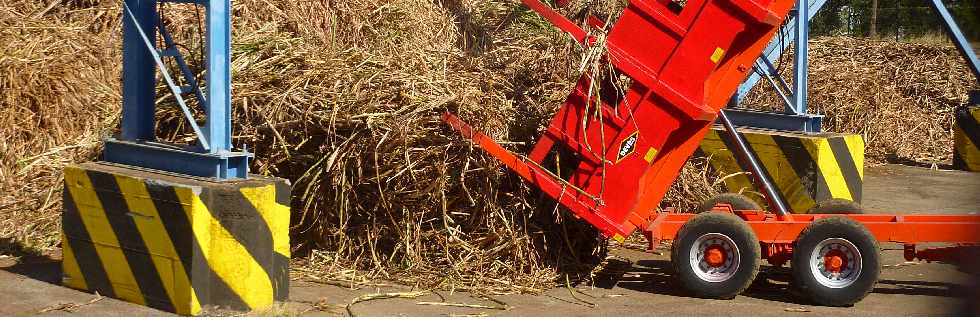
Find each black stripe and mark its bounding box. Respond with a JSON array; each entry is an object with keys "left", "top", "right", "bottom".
[
  {"left": 827, "top": 137, "right": 863, "bottom": 201},
  {"left": 85, "top": 171, "right": 176, "bottom": 313},
  {"left": 62, "top": 188, "right": 116, "bottom": 298},
  {"left": 200, "top": 187, "right": 284, "bottom": 295},
  {"left": 273, "top": 252, "right": 289, "bottom": 300},
  {"left": 956, "top": 107, "right": 980, "bottom": 151},
  {"left": 146, "top": 184, "right": 249, "bottom": 310},
  {"left": 274, "top": 181, "right": 291, "bottom": 207},
  {"left": 954, "top": 150, "right": 967, "bottom": 170},
  {"left": 771, "top": 136, "right": 823, "bottom": 200}
]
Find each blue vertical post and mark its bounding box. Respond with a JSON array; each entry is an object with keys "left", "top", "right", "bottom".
[
  {"left": 121, "top": 0, "right": 157, "bottom": 141},
  {"left": 206, "top": 0, "right": 232, "bottom": 153},
  {"left": 793, "top": 0, "right": 809, "bottom": 115}
]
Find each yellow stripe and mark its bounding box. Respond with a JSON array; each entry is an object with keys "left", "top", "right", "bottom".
[
  {"left": 843, "top": 135, "right": 865, "bottom": 179},
  {"left": 63, "top": 168, "right": 145, "bottom": 306},
  {"left": 801, "top": 139, "right": 852, "bottom": 201},
  {"left": 174, "top": 187, "right": 274, "bottom": 310},
  {"left": 114, "top": 176, "right": 201, "bottom": 315},
  {"left": 239, "top": 185, "right": 290, "bottom": 258},
  {"left": 60, "top": 232, "right": 88, "bottom": 290},
  {"left": 699, "top": 134, "right": 755, "bottom": 195},
  {"left": 742, "top": 134, "right": 817, "bottom": 213}
]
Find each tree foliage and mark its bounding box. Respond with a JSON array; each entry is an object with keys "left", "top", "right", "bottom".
[{"left": 811, "top": 0, "right": 978, "bottom": 41}]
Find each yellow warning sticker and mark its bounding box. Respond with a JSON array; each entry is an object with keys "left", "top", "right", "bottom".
[
  {"left": 612, "top": 234, "right": 626, "bottom": 243},
  {"left": 710, "top": 47, "right": 725, "bottom": 63},
  {"left": 644, "top": 147, "right": 659, "bottom": 163}
]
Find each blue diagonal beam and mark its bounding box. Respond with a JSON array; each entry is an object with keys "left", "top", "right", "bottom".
[{"left": 929, "top": 0, "right": 980, "bottom": 83}]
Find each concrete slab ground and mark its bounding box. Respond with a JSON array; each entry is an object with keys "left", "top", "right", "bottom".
[{"left": 2, "top": 164, "right": 979, "bottom": 316}]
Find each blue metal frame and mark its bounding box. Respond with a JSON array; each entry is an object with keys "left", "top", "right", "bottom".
[
  {"left": 727, "top": 0, "right": 980, "bottom": 133},
  {"left": 106, "top": 0, "right": 250, "bottom": 179},
  {"left": 723, "top": 108, "right": 822, "bottom": 132},
  {"left": 725, "top": 0, "right": 827, "bottom": 133}
]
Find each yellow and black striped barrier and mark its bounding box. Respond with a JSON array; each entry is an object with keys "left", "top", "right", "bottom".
[
  {"left": 697, "top": 127, "right": 864, "bottom": 213},
  {"left": 954, "top": 106, "right": 980, "bottom": 172},
  {"left": 61, "top": 163, "right": 290, "bottom": 315}
]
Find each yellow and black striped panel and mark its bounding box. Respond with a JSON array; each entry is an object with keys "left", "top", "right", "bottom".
[
  {"left": 697, "top": 128, "right": 864, "bottom": 213},
  {"left": 954, "top": 106, "right": 980, "bottom": 172},
  {"left": 61, "top": 163, "right": 290, "bottom": 315}
]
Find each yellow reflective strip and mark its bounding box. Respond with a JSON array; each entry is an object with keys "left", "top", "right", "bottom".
[
  {"left": 239, "top": 185, "right": 290, "bottom": 258},
  {"left": 710, "top": 47, "right": 725, "bottom": 63},
  {"left": 61, "top": 232, "right": 88, "bottom": 290},
  {"left": 801, "top": 139, "right": 852, "bottom": 201},
  {"left": 174, "top": 188, "right": 273, "bottom": 310},
  {"left": 742, "top": 134, "right": 815, "bottom": 213},
  {"left": 843, "top": 135, "right": 865, "bottom": 179},
  {"left": 611, "top": 234, "right": 625, "bottom": 243},
  {"left": 114, "top": 176, "right": 201, "bottom": 315},
  {"left": 643, "top": 147, "right": 659, "bottom": 163},
  {"left": 63, "top": 168, "right": 145, "bottom": 306}
]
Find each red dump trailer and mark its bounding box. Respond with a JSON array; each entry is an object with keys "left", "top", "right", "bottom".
[{"left": 443, "top": 0, "right": 980, "bottom": 306}]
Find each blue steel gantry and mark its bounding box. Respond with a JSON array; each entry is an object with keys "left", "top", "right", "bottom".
[
  {"left": 104, "top": 0, "right": 250, "bottom": 179},
  {"left": 725, "top": 0, "right": 980, "bottom": 133}
]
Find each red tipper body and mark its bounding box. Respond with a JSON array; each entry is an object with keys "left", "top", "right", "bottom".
[{"left": 443, "top": 0, "right": 797, "bottom": 238}]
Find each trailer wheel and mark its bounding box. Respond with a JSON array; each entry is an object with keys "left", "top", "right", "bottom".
[
  {"left": 807, "top": 199, "right": 864, "bottom": 214},
  {"left": 697, "top": 193, "right": 763, "bottom": 213},
  {"left": 791, "top": 217, "right": 880, "bottom": 306},
  {"left": 672, "top": 212, "right": 761, "bottom": 299}
]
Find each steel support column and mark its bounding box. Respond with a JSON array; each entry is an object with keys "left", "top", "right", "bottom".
[
  {"left": 724, "top": 0, "right": 827, "bottom": 133},
  {"left": 206, "top": 0, "right": 233, "bottom": 153},
  {"left": 121, "top": 0, "right": 157, "bottom": 141},
  {"left": 792, "top": 0, "right": 809, "bottom": 114}
]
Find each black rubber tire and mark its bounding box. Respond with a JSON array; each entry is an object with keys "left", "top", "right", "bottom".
[
  {"left": 697, "top": 193, "right": 763, "bottom": 213},
  {"left": 671, "top": 212, "right": 761, "bottom": 299},
  {"left": 791, "top": 217, "right": 880, "bottom": 306},
  {"left": 807, "top": 199, "right": 864, "bottom": 214}
]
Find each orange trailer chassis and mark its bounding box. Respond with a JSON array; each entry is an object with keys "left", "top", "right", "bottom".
[{"left": 646, "top": 207, "right": 980, "bottom": 267}]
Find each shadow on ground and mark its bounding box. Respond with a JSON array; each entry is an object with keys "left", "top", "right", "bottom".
[
  {"left": 588, "top": 255, "right": 975, "bottom": 306},
  {"left": 0, "top": 237, "right": 62, "bottom": 285}
]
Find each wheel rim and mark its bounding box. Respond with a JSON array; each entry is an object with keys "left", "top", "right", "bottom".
[
  {"left": 809, "top": 238, "right": 863, "bottom": 288},
  {"left": 689, "top": 233, "right": 740, "bottom": 283}
]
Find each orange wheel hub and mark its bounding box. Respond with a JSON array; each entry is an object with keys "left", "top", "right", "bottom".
[
  {"left": 705, "top": 246, "right": 726, "bottom": 267},
  {"left": 824, "top": 250, "right": 846, "bottom": 272}
]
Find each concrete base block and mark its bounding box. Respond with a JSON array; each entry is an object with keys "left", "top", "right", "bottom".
[
  {"left": 61, "top": 162, "right": 290, "bottom": 315},
  {"left": 698, "top": 127, "right": 865, "bottom": 213}
]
